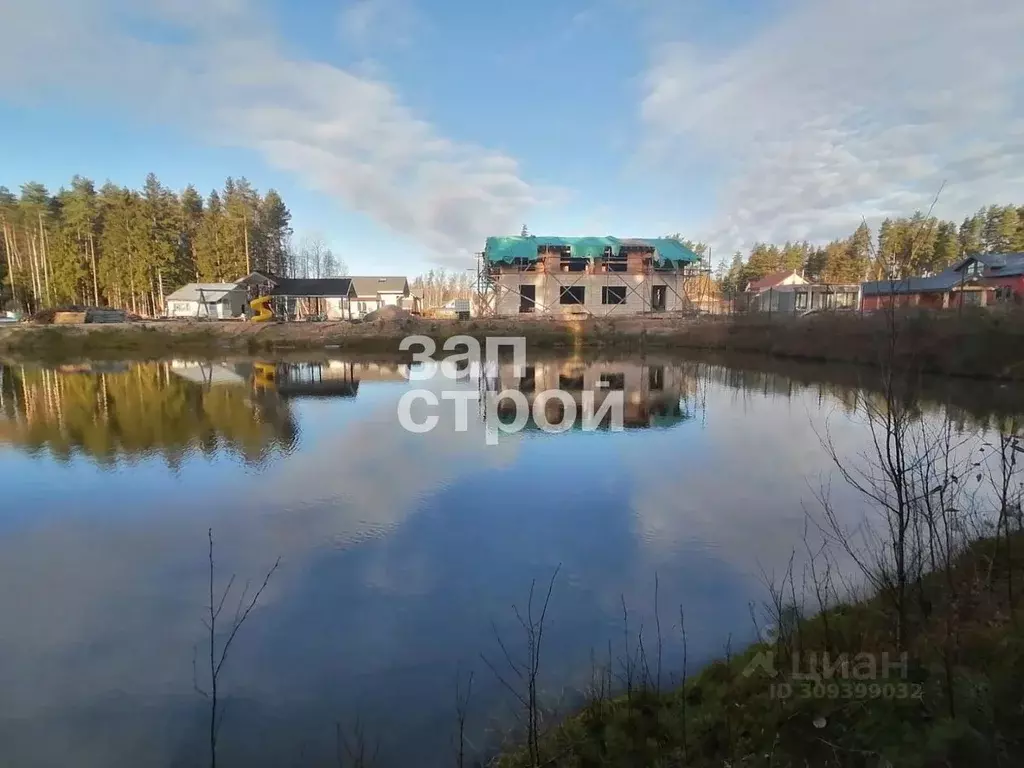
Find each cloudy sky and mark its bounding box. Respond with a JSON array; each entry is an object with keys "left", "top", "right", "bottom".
[{"left": 1, "top": 0, "right": 1021, "bottom": 274}]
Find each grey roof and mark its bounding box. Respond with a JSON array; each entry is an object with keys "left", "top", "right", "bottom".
[
  {"left": 770, "top": 282, "right": 860, "bottom": 293},
  {"left": 956, "top": 252, "right": 1024, "bottom": 276},
  {"left": 269, "top": 278, "right": 354, "bottom": 298},
  {"left": 165, "top": 283, "right": 244, "bottom": 302},
  {"left": 350, "top": 276, "right": 409, "bottom": 297},
  {"left": 861, "top": 270, "right": 978, "bottom": 296}
]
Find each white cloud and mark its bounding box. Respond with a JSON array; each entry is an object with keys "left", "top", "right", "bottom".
[
  {"left": 641, "top": 0, "right": 1024, "bottom": 251},
  {"left": 339, "top": 0, "right": 421, "bottom": 46},
  {"left": 0, "top": 0, "right": 537, "bottom": 261}
]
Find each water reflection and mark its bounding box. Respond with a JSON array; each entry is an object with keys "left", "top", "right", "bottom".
[
  {"left": 0, "top": 360, "right": 414, "bottom": 467},
  {"left": 0, "top": 353, "right": 1021, "bottom": 768},
  {"left": 489, "top": 358, "right": 695, "bottom": 429},
  {"left": 0, "top": 357, "right": 712, "bottom": 466}
]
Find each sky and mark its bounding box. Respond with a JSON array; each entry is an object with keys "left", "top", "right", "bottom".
[{"left": 0, "top": 0, "right": 1022, "bottom": 276}]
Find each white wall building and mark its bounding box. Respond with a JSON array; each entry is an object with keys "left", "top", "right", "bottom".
[
  {"left": 165, "top": 284, "right": 247, "bottom": 319},
  {"left": 349, "top": 277, "right": 411, "bottom": 317}
]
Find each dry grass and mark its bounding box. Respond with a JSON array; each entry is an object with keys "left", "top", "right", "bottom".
[{"left": 1, "top": 309, "right": 1023, "bottom": 378}]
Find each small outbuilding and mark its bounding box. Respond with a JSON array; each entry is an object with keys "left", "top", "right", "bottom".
[{"left": 165, "top": 283, "right": 248, "bottom": 319}]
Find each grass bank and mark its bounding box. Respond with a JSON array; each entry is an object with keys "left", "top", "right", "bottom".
[
  {"left": 495, "top": 534, "right": 1024, "bottom": 768},
  {"left": 1, "top": 308, "right": 1023, "bottom": 379}
]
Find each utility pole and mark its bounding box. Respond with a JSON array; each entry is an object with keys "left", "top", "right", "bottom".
[
  {"left": 157, "top": 268, "right": 165, "bottom": 317},
  {"left": 243, "top": 214, "right": 251, "bottom": 275}
]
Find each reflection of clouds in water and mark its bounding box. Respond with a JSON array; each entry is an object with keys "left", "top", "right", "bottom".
[
  {"left": 0, "top": 375, "right": 519, "bottom": 760},
  {"left": 626, "top": 386, "right": 876, "bottom": 579},
  {"left": 0, "top": 358, "right": 1010, "bottom": 767}
]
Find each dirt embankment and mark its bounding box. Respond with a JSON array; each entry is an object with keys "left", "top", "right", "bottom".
[{"left": 1, "top": 309, "right": 1023, "bottom": 379}]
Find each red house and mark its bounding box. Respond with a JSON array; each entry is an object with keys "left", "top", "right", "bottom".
[
  {"left": 860, "top": 269, "right": 989, "bottom": 311},
  {"left": 860, "top": 252, "right": 1024, "bottom": 311},
  {"left": 957, "top": 252, "right": 1024, "bottom": 303}
]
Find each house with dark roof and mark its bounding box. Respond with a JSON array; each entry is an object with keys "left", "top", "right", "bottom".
[
  {"left": 956, "top": 253, "right": 1024, "bottom": 303},
  {"left": 861, "top": 268, "right": 989, "bottom": 311},
  {"left": 235, "top": 272, "right": 356, "bottom": 320}
]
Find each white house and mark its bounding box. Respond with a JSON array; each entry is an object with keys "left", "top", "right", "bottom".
[
  {"left": 165, "top": 283, "right": 248, "bottom": 319},
  {"left": 349, "top": 276, "right": 411, "bottom": 318}
]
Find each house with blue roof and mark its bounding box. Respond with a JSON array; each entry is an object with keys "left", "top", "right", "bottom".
[{"left": 860, "top": 252, "right": 1024, "bottom": 311}]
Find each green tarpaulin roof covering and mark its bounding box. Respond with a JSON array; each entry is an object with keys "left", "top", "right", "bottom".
[{"left": 484, "top": 236, "right": 702, "bottom": 265}]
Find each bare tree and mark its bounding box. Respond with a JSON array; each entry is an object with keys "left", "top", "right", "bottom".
[
  {"left": 481, "top": 565, "right": 561, "bottom": 767},
  {"left": 335, "top": 717, "right": 379, "bottom": 768},
  {"left": 193, "top": 529, "right": 280, "bottom": 768},
  {"left": 987, "top": 417, "right": 1024, "bottom": 615},
  {"left": 297, "top": 236, "right": 348, "bottom": 279},
  {"left": 453, "top": 668, "right": 474, "bottom": 768}
]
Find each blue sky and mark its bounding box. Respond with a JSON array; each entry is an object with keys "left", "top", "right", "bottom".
[{"left": 1, "top": 0, "right": 1022, "bottom": 276}]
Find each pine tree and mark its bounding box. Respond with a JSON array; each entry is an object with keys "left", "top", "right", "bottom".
[
  {"left": 721, "top": 251, "right": 745, "bottom": 296},
  {"left": 821, "top": 240, "right": 856, "bottom": 283},
  {"left": 222, "top": 177, "right": 260, "bottom": 277},
  {"left": 62, "top": 176, "right": 101, "bottom": 305},
  {"left": 848, "top": 223, "right": 872, "bottom": 281},
  {"left": 780, "top": 241, "right": 808, "bottom": 273},
  {"left": 994, "top": 206, "right": 1020, "bottom": 253},
  {"left": 259, "top": 189, "right": 292, "bottom": 275},
  {"left": 959, "top": 212, "right": 985, "bottom": 257},
  {"left": 0, "top": 187, "right": 20, "bottom": 310},
  {"left": 982, "top": 205, "right": 1004, "bottom": 252},
  {"left": 0, "top": 175, "right": 297, "bottom": 312},
  {"left": 195, "top": 191, "right": 228, "bottom": 282},
  {"left": 930, "top": 221, "right": 961, "bottom": 272},
  {"left": 179, "top": 185, "right": 204, "bottom": 281},
  {"left": 743, "top": 243, "right": 782, "bottom": 282},
  {"left": 140, "top": 173, "right": 181, "bottom": 313},
  {"left": 18, "top": 182, "right": 55, "bottom": 307},
  {"left": 804, "top": 247, "right": 828, "bottom": 282}
]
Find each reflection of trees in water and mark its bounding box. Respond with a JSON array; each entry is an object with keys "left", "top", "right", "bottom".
[
  {"left": 683, "top": 359, "right": 1024, "bottom": 432},
  {"left": 0, "top": 363, "right": 299, "bottom": 467},
  {"left": 496, "top": 355, "right": 1024, "bottom": 434}
]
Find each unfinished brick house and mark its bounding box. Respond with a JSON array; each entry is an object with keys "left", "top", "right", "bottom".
[
  {"left": 487, "top": 358, "right": 695, "bottom": 430},
  {"left": 478, "top": 236, "right": 707, "bottom": 317}
]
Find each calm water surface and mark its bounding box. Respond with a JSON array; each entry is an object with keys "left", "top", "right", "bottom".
[{"left": 0, "top": 354, "right": 1016, "bottom": 767}]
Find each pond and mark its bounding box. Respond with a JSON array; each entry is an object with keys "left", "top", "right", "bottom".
[{"left": 0, "top": 352, "right": 1016, "bottom": 767}]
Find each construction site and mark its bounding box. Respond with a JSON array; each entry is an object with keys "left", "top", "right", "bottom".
[{"left": 475, "top": 236, "right": 716, "bottom": 317}]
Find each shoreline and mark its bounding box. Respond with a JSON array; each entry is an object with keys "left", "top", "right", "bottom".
[
  {"left": 1, "top": 309, "right": 1023, "bottom": 379},
  {"left": 494, "top": 532, "right": 1024, "bottom": 767}
]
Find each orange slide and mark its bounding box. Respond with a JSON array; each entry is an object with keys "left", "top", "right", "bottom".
[{"left": 250, "top": 296, "right": 274, "bottom": 322}]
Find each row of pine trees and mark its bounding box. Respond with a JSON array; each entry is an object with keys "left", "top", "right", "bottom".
[
  {"left": 0, "top": 174, "right": 293, "bottom": 315},
  {"left": 6, "top": 176, "right": 1023, "bottom": 313},
  {"left": 718, "top": 204, "right": 1024, "bottom": 297}
]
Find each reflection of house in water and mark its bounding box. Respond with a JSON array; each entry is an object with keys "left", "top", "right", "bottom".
[
  {"left": 490, "top": 359, "right": 694, "bottom": 429},
  {"left": 250, "top": 360, "right": 409, "bottom": 400},
  {"left": 169, "top": 361, "right": 248, "bottom": 387}
]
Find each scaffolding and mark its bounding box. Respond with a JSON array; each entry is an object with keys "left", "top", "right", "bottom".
[{"left": 474, "top": 244, "right": 716, "bottom": 318}]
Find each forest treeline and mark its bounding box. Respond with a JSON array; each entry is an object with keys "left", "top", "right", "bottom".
[
  {"left": 0, "top": 174, "right": 294, "bottom": 315},
  {"left": 718, "top": 204, "right": 1024, "bottom": 297}
]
